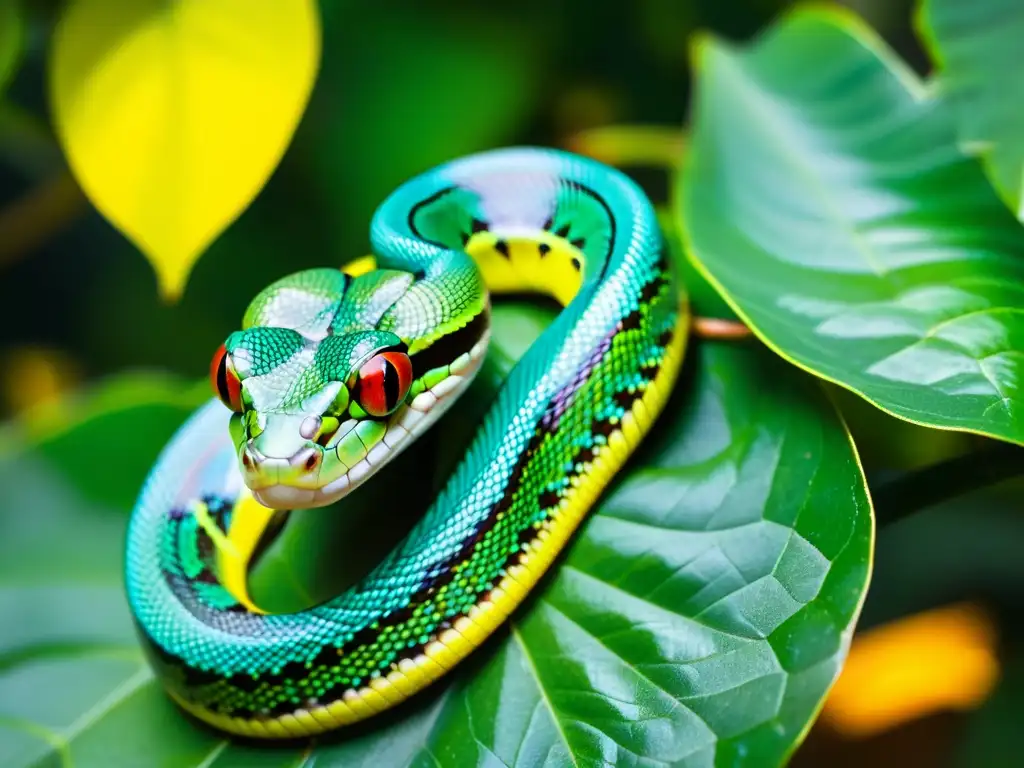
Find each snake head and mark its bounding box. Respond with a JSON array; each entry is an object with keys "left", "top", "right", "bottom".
[{"left": 210, "top": 326, "right": 417, "bottom": 510}]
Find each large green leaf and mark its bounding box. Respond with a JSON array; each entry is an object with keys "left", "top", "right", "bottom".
[
  {"left": 679, "top": 7, "right": 1024, "bottom": 446},
  {"left": 1, "top": 324, "right": 872, "bottom": 766},
  {"left": 315, "top": 341, "right": 873, "bottom": 767},
  {"left": 0, "top": 454, "right": 291, "bottom": 768},
  {"left": 918, "top": 0, "right": 1024, "bottom": 216},
  {"left": 660, "top": 209, "right": 738, "bottom": 322}
]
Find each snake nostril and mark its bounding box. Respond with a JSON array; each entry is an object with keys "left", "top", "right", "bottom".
[
  {"left": 290, "top": 446, "right": 321, "bottom": 473},
  {"left": 242, "top": 441, "right": 264, "bottom": 471}
]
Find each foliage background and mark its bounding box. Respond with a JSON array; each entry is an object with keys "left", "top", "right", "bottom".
[{"left": 0, "top": 0, "right": 1021, "bottom": 765}]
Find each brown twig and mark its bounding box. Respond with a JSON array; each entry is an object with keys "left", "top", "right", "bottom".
[
  {"left": 0, "top": 171, "right": 88, "bottom": 267},
  {"left": 692, "top": 316, "right": 752, "bottom": 341}
]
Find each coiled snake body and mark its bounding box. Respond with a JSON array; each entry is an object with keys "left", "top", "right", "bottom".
[{"left": 126, "top": 148, "right": 688, "bottom": 738}]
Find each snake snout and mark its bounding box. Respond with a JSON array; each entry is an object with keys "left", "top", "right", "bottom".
[{"left": 241, "top": 439, "right": 324, "bottom": 490}]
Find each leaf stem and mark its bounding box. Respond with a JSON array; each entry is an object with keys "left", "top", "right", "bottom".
[
  {"left": 564, "top": 124, "right": 685, "bottom": 169},
  {"left": 872, "top": 441, "right": 1024, "bottom": 528}
]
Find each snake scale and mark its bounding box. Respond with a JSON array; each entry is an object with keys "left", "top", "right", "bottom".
[{"left": 126, "top": 147, "right": 688, "bottom": 738}]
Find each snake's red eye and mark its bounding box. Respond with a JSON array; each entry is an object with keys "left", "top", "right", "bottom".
[
  {"left": 356, "top": 350, "right": 413, "bottom": 417},
  {"left": 210, "top": 343, "right": 244, "bottom": 413}
]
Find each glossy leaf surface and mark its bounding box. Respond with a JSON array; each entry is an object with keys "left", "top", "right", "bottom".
[
  {"left": 0, "top": 328, "right": 872, "bottom": 766},
  {"left": 919, "top": 0, "right": 1024, "bottom": 215},
  {"left": 680, "top": 8, "right": 1024, "bottom": 445}
]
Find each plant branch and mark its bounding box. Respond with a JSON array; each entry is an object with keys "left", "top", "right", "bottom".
[
  {"left": 872, "top": 441, "right": 1024, "bottom": 528},
  {"left": 564, "top": 124, "right": 685, "bottom": 170},
  {"left": 0, "top": 171, "right": 88, "bottom": 268},
  {"left": 692, "top": 316, "right": 751, "bottom": 341}
]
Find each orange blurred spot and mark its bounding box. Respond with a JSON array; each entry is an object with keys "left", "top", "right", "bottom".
[
  {"left": 822, "top": 602, "right": 999, "bottom": 738},
  {"left": 2, "top": 346, "right": 79, "bottom": 415}
]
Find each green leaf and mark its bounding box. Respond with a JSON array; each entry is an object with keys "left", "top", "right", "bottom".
[
  {"left": 918, "top": 0, "right": 1024, "bottom": 216},
  {"left": 248, "top": 337, "right": 872, "bottom": 764},
  {"left": 660, "top": 208, "right": 738, "bottom": 321},
  {"left": 0, "top": 453, "right": 186, "bottom": 766},
  {"left": 0, "top": 453, "right": 321, "bottom": 766},
  {"left": 317, "top": 342, "right": 872, "bottom": 766},
  {"left": 862, "top": 476, "right": 1024, "bottom": 627},
  {"left": 2, "top": 321, "right": 871, "bottom": 766},
  {"left": 680, "top": 7, "right": 1024, "bottom": 446}
]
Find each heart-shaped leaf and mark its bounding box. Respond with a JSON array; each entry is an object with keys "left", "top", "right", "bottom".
[
  {"left": 4, "top": 322, "right": 872, "bottom": 766},
  {"left": 49, "top": 0, "right": 321, "bottom": 299},
  {"left": 680, "top": 7, "right": 1024, "bottom": 446},
  {"left": 308, "top": 340, "right": 874, "bottom": 767},
  {"left": 918, "top": 0, "right": 1024, "bottom": 216}
]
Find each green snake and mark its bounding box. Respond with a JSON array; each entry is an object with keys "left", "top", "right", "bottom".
[{"left": 126, "top": 147, "right": 688, "bottom": 739}]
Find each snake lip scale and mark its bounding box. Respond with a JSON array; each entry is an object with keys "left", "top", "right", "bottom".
[
  {"left": 250, "top": 330, "right": 492, "bottom": 510},
  {"left": 125, "top": 147, "right": 689, "bottom": 739}
]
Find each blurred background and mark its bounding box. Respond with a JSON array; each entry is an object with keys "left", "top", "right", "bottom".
[{"left": 1, "top": 0, "right": 1021, "bottom": 765}]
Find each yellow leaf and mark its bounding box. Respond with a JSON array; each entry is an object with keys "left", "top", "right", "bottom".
[{"left": 49, "top": 0, "right": 321, "bottom": 299}]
